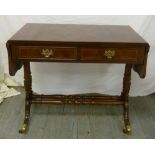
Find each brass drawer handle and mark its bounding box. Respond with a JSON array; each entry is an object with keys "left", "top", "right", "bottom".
[
  {"left": 41, "top": 49, "right": 54, "bottom": 58},
  {"left": 104, "top": 49, "right": 115, "bottom": 59}
]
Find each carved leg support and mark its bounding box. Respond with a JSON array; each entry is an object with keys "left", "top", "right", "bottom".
[
  {"left": 19, "top": 62, "right": 32, "bottom": 134},
  {"left": 121, "top": 64, "right": 132, "bottom": 135}
]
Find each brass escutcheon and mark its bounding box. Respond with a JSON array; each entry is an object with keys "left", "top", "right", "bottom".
[
  {"left": 104, "top": 49, "right": 115, "bottom": 59},
  {"left": 41, "top": 49, "right": 53, "bottom": 58}
]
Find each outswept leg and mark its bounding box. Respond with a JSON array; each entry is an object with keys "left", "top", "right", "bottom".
[
  {"left": 19, "top": 101, "right": 31, "bottom": 133},
  {"left": 123, "top": 102, "right": 131, "bottom": 134},
  {"left": 19, "top": 62, "right": 32, "bottom": 134},
  {"left": 121, "top": 64, "right": 132, "bottom": 135}
]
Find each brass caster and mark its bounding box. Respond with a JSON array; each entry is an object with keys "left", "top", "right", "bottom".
[
  {"left": 123, "top": 125, "right": 132, "bottom": 135},
  {"left": 19, "top": 123, "right": 28, "bottom": 134}
]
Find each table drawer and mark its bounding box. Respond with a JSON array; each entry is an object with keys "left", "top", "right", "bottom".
[
  {"left": 80, "top": 47, "right": 144, "bottom": 63},
  {"left": 17, "top": 46, "right": 77, "bottom": 60}
]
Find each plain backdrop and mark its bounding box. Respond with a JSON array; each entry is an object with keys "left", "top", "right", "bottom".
[{"left": 0, "top": 15, "right": 155, "bottom": 96}]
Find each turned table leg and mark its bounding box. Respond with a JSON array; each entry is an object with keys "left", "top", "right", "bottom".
[
  {"left": 19, "top": 62, "right": 32, "bottom": 134},
  {"left": 121, "top": 64, "right": 132, "bottom": 135}
]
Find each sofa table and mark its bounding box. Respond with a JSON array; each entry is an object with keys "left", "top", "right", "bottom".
[{"left": 6, "top": 23, "right": 149, "bottom": 134}]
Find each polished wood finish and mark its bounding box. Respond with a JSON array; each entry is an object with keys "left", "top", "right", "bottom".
[
  {"left": 8, "top": 24, "right": 147, "bottom": 44},
  {"left": 6, "top": 23, "right": 149, "bottom": 134},
  {"left": 19, "top": 62, "right": 32, "bottom": 133},
  {"left": 32, "top": 94, "right": 122, "bottom": 105},
  {"left": 80, "top": 47, "right": 144, "bottom": 63},
  {"left": 17, "top": 46, "right": 77, "bottom": 60},
  {"left": 7, "top": 24, "right": 149, "bottom": 78},
  {"left": 121, "top": 64, "right": 132, "bottom": 134}
]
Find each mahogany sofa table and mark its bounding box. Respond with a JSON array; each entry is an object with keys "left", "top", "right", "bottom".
[{"left": 6, "top": 23, "right": 149, "bottom": 134}]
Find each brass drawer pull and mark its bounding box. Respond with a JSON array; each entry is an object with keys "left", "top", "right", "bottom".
[
  {"left": 104, "top": 49, "right": 115, "bottom": 59},
  {"left": 41, "top": 49, "right": 54, "bottom": 58}
]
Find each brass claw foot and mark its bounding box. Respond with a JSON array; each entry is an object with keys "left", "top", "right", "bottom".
[
  {"left": 123, "top": 125, "right": 132, "bottom": 135},
  {"left": 19, "top": 123, "right": 28, "bottom": 134}
]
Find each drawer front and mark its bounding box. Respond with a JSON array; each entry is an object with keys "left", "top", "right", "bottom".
[
  {"left": 80, "top": 47, "right": 144, "bottom": 63},
  {"left": 17, "top": 46, "right": 77, "bottom": 60}
]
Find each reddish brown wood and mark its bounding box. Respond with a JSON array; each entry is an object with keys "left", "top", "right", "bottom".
[
  {"left": 7, "top": 24, "right": 149, "bottom": 77},
  {"left": 19, "top": 62, "right": 32, "bottom": 133},
  {"left": 17, "top": 46, "right": 77, "bottom": 60},
  {"left": 8, "top": 24, "right": 147, "bottom": 44},
  {"left": 32, "top": 94, "right": 122, "bottom": 105},
  {"left": 6, "top": 24, "right": 150, "bottom": 134},
  {"left": 133, "top": 45, "right": 150, "bottom": 78},
  {"left": 80, "top": 47, "right": 144, "bottom": 63},
  {"left": 121, "top": 64, "right": 132, "bottom": 134}
]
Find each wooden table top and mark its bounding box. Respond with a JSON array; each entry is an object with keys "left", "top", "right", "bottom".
[
  {"left": 7, "top": 23, "right": 150, "bottom": 78},
  {"left": 8, "top": 23, "right": 148, "bottom": 46}
]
